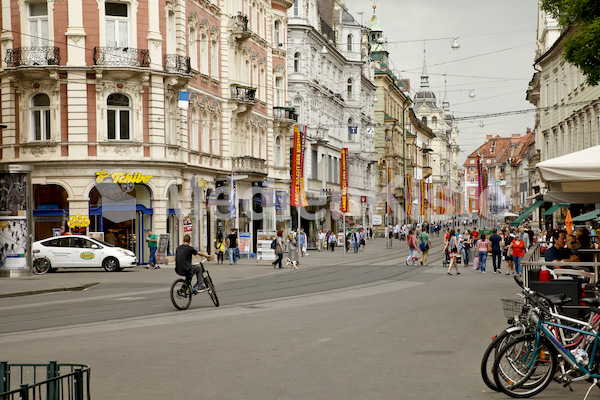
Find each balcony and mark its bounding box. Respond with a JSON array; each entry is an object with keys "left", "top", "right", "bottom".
[
  {"left": 423, "top": 166, "right": 433, "bottom": 179},
  {"left": 163, "top": 54, "right": 191, "bottom": 74},
  {"left": 93, "top": 47, "right": 150, "bottom": 68},
  {"left": 231, "top": 13, "right": 251, "bottom": 42},
  {"left": 232, "top": 156, "right": 267, "bottom": 177},
  {"left": 273, "top": 107, "right": 297, "bottom": 124},
  {"left": 230, "top": 84, "right": 256, "bottom": 102},
  {"left": 5, "top": 47, "right": 60, "bottom": 67}
]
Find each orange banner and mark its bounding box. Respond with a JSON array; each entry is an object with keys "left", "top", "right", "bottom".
[
  {"left": 340, "top": 148, "right": 348, "bottom": 213},
  {"left": 291, "top": 125, "right": 308, "bottom": 207},
  {"left": 406, "top": 174, "right": 412, "bottom": 216}
]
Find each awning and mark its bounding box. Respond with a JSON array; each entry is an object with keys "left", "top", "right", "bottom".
[
  {"left": 510, "top": 199, "right": 544, "bottom": 226},
  {"left": 572, "top": 209, "right": 600, "bottom": 222},
  {"left": 543, "top": 202, "right": 570, "bottom": 216}
]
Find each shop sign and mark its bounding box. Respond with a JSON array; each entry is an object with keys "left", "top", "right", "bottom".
[
  {"left": 206, "top": 193, "right": 218, "bottom": 206},
  {"left": 372, "top": 215, "right": 383, "bottom": 226},
  {"left": 67, "top": 214, "right": 90, "bottom": 228},
  {"left": 183, "top": 214, "right": 193, "bottom": 233},
  {"left": 192, "top": 176, "right": 207, "bottom": 188},
  {"left": 156, "top": 234, "right": 170, "bottom": 263},
  {"left": 95, "top": 170, "right": 153, "bottom": 184}
]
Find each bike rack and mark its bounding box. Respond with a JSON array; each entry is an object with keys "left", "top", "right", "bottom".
[{"left": 0, "top": 361, "right": 91, "bottom": 400}]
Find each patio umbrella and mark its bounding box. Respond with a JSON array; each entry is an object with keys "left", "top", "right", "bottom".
[{"left": 565, "top": 210, "right": 573, "bottom": 234}]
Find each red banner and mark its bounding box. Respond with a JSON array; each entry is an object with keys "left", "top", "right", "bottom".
[
  {"left": 387, "top": 167, "right": 392, "bottom": 214},
  {"left": 419, "top": 180, "right": 426, "bottom": 216},
  {"left": 406, "top": 174, "right": 412, "bottom": 216},
  {"left": 340, "top": 148, "right": 348, "bottom": 213},
  {"left": 291, "top": 125, "right": 308, "bottom": 207}
]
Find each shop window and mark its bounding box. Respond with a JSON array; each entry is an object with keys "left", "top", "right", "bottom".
[
  {"left": 31, "top": 93, "right": 51, "bottom": 141},
  {"left": 107, "top": 93, "right": 131, "bottom": 140}
]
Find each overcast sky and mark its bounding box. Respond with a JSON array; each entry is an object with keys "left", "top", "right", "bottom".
[{"left": 343, "top": 0, "right": 540, "bottom": 166}]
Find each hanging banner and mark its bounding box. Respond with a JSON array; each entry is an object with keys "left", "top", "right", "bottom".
[
  {"left": 340, "top": 148, "right": 349, "bottom": 213},
  {"left": 387, "top": 167, "right": 392, "bottom": 215},
  {"left": 427, "top": 183, "right": 433, "bottom": 217},
  {"left": 419, "top": 180, "right": 426, "bottom": 216},
  {"left": 291, "top": 125, "right": 308, "bottom": 207},
  {"left": 406, "top": 174, "right": 412, "bottom": 217}
]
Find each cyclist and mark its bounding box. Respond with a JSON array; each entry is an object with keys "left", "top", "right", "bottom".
[{"left": 175, "top": 234, "right": 213, "bottom": 291}]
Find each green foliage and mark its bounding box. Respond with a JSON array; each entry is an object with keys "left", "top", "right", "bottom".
[{"left": 541, "top": 0, "right": 600, "bottom": 86}]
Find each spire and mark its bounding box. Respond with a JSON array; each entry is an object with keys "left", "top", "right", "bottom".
[
  {"left": 420, "top": 47, "right": 429, "bottom": 89},
  {"left": 443, "top": 73, "right": 449, "bottom": 111}
]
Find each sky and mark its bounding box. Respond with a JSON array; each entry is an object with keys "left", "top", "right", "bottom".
[{"left": 343, "top": 0, "right": 540, "bottom": 166}]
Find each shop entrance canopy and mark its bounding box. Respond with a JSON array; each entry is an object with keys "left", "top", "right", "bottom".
[{"left": 510, "top": 199, "right": 544, "bottom": 227}]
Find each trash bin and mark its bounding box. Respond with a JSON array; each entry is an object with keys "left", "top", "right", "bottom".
[{"left": 289, "top": 246, "right": 299, "bottom": 262}]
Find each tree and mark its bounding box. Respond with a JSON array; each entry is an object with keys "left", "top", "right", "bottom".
[{"left": 541, "top": 0, "right": 600, "bottom": 86}]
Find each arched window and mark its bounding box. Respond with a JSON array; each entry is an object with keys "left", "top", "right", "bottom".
[
  {"left": 293, "top": 97, "right": 302, "bottom": 123},
  {"left": 347, "top": 34, "right": 353, "bottom": 51},
  {"left": 211, "top": 39, "right": 218, "bottom": 77},
  {"left": 275, "top": 136, "right": 282, "bottom": 166},
  {"left": 431, "top": 116, "right": 438, "bottom": 128},
  {"left": 167, "top": 97, "right": 177, "bottom": 143},
  {"left": 274, "top": 20, "right": 280, "bottom": 47},
  {"left": 421, "top": 116, "right": 428, "bottom": 126},
  {"left": 31, "top": 93, "right": 51, "bottom": 141},
  {"left": 293, "top": 52, "right": 301, "bottom": 73},
  {"left": 293, "top": 0, "right": 299, "bottom": 16},
  {"left": 107, "top": 93, "right": 130, "bottom": 140},
  {"left": 201, "top": 111, "right": 209, "bottom": 152},
  {"left": 200, "top": 34, "right": 208, "bottom": 74},
  {"left": 189, "top": 26, "right": 197, "bottom": 70},
  {"left": 190, "top": 108, "right": 199, "bottom": 151},
  {"left": 275, "top": 77, "right": 283, "bottom": 107},
  {"left": 347, "top": 78, "right": 353, "bottom": 100}
]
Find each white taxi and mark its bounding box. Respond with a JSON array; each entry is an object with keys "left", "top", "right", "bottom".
[{"left": 32, "top": 235, "right": 137, "bottom": 272}]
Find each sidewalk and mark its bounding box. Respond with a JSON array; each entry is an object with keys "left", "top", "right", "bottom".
[{"left": 0, "top": 237, "right": 416, "bottom": 299}]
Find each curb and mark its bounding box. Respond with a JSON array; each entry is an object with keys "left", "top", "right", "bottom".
[{"left": 0, "top": 282, "right": 100, "bottom": 299}]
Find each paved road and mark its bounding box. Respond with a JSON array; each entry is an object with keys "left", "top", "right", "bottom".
[{"left": 0, "top": 234, "right": 595, "bottom": 399}]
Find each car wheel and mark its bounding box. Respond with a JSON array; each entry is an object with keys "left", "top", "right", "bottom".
[{"left": 103, "top": 257, "right": 120, "bottom": 272}]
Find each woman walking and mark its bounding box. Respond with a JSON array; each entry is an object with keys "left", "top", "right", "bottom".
[
  {"left": 444, "top": 229, "right": 460, "bottom": 275},
  {"left": 477, "top": 233, "right": 491, "bottom": 273},
  {"left": 271, "top": 230, "right": 284, "bottom": 269},
  {"left": 406, "top": 228, "right": 417, "bottom": 265},
  {"left": 508, "top": 233, "right": 526, "bottom": 276},
  {"left": 214, "top": 232, "right": 225, "bottom": 264}
]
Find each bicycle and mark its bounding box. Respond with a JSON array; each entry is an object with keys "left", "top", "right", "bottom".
[
  {"left": 492, "top": 287, "right": 600, "bottom": 398},
  {"left": 170, "top": 260, "right": 219, "bottom": 310}
]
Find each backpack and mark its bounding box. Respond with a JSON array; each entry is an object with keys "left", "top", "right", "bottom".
[{"left": 271, "top": 239, "right": 277, "bottom": 250}]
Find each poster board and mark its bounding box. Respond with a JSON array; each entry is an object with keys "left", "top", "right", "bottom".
[
  {"left": 256, "top": 230, "right": 277, "bottom": 261},
  {"left": 239, "top": 232, "right": 251, "bottom": 255},
  {"left": 155, "top": 234, "right": 170, "bottom": 263},
  {"left": 0, "top": 172, "right": 29, "bottom": 271}
]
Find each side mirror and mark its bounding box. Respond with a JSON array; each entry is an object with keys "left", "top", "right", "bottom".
[{"left": 91, "top": 244, "right": 99, "bottom": 249}]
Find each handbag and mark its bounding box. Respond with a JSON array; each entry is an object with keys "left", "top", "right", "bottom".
[
  {"left": 472, "top": 255, "right": 480, "bottom": 270},
  {"left": 419, "top": 242, "right": 429, "bottom": 252}
]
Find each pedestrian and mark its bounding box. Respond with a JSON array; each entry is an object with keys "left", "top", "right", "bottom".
[
  {"left": 461, "top": 230, "right": 472, "bottom": 266},
  {"left": 328, "top": 231, "right": 336, "bottom": 251},
  {"left": 271, "top": 230, "right": 284, "bottom": 269},
  {"left": 418, "top": 224, "right": 431, "bottom": 266},
  {"left": 509, "top": 233, "right": 526, "bottom": 276},
  {"left": 214, "top": 231, "right": 225, "bottom": 264},
  {"left": 406, "top": 228, "right": 417, "bottom": 265},
  {"left": 298, "top": 228, "right": 308, "bottom": 257},
  {"left": 359, "top": 228, "right": 366, "bottom": 251},
  {"left": 504, "top": 231, "right": 515, "bottom": 275},
  {"left": 227, "top": 228, "right": 238, "bottom": 265},
  {"left": 317, "top": 228, "right": 325, "bottom": 251},
  {"left": 145, "top": 229, "right": 158, "bottom": 269},
  {"left": 489, "top": 228, "right": 503, "bottom": 273},
  {"left": 477, "top": 233, "right": 491, "bottom": 273},
  {"left": 369, "top": 226, "right": 373, "bottom": 240},
  {"left": 352, "top": 229, "right": 360, "bottom": 253},
  {"left": 444, "top": 229, "right": 460, "bottom": 275}
]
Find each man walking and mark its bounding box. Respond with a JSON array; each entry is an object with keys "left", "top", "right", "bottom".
[
  {"left": 317, "top": 228, "right": 325, "bottom": 251},
  {"left": 352, "top": 229, "right": 360, "bottom": 253},
  {"left": 227, "top": 229, "right": 238, "bottom": 264},
  {"left": 145, "top": 229, "right": 158, "bottom": 269},
  {"left": 489, "top": 228, "right": 503, "bottom": 273},
  {"left": 418, "top": 225, "right": 431, "bottom": 266}
]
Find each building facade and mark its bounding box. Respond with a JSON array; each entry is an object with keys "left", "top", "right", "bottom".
[{"left": 0, "top": 0, "right": 294, "bottom": 264}]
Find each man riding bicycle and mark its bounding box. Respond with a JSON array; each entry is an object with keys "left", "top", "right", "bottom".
[{"left": 175, "top": 234, "right": 213, "bottom": 291}]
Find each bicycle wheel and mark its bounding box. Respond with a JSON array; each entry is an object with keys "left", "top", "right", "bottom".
[
  {"left": 170, "top": 279, "right": 193, "bottom": 310},
  {"left": 204, "top": 274, "right": 219, "bottom": 307},
  {"left": 481, "top": 327, "right": 525, "bottom": 391},
  {"left": 493, "top": 335, "right": 557, "bottom": 398},
  {"left": 32, "top": 257, "right": 51, "bottom": 275}
]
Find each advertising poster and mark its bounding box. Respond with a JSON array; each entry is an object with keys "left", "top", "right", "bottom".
[
  {"left": 291, "top": 125, "right": 308, "bottom": 207},
  {"left": 239, "top": 232, "right": 251, "bottom": 255},
  {"left": 406, "top": 174, "right": 412, "bottom": 216},
  {"left": 0, "top": 173, "right": 28, "bottom": 270},
  {"left": 340, "top": 148, "right": 348, "bottom": 213},
  {"left": 156, "top": 234, "right": 170, "bottom": 263},
  {"left": 183, "top": 214, "right": 193, "bottom": 233}
]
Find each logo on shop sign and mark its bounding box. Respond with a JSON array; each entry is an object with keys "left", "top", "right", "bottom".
[
  {"left": 95, "top": 170, "right": 153, "bottom": 184},
  {"left": 80, "top": 252, "right": 95, "bottom": 260}
]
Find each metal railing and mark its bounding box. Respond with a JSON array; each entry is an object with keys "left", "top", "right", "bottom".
[
  {"left": 163, "top": 54, "right": 191, "bottom": 74},
  {"left": 0, "top": 362, "right": 91, "bottom": 400},
  {"left": 273, "top": 107, "right": 297, "bottom": 121},
  {"left": 5, "top": 47, "right": 60, "bottom": 67},
  {"left": 230, "top": 84, "right": 256, "bottom": 102},
  {"left": 93, "top": 47, "right": 150, "bottom": 67}
]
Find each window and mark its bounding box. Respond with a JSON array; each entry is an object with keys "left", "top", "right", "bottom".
[
  {"left": 212, "top": 115, "right": 220, "bottom": 154},
  {"left": 470, "top": 188, "right": 476, "bottom": 195},
  {"left": 201, "top": 111, "right": 209, "bottom": 152},
  {"left": 105, "top": 2, "right": 129, "bottom": 48},
  {"left": 274, "top": 20, "right": 280, "bottom": 47},
  {"left": 293, "top": 0, "right": 299, "bottom": 16},
  {"left": 189, "top": 26, "right": 198, "bottom": 70},
  {"left": 166, "top": 10, "right": 175, "bottom": 54},
  {"left": 293, "top": 97, "right": 302, "bottom": 122},
  {"left": 31, "top": 93, "right": 51, "bottom": 141},
  {"left": 347, "top": 34, "right": 353, "bottom": 51},
  {"left": 421, "top": 116, "right": 427, "bottom": 126},
  {"left": 211, "top": 39, "right": 218, "bottom": 77},
  {"left": 311, "top": 150, "right": 318, "bottom": 179},
  {"left": 200, "top": 34, "right": 208, "bottom": 74},
  {"left": 29, "top": 3, "right": 48, "bottom": 47},
  {"left": 107, "top": 93, "right": 131, "bottom": 140},
  {"left": 275, "top": 136, "right": 282, "bottom": 166},
  {"left": 470, "top": 177, "right": 475, "bottom": 182},
  {"left": 328, "top": 155, "right": 332, "bottom": 182},
  {"left": 432, "top": 116, "right": 437, "bottom": 128},
  {"left": 469, "top": 167, "right": 475, "bottom": 173},
  {"left": 190, "top": 109, "right": 199, "bottom": 151},
  {"left": 470, "top": 159, "right": 475, "bottom": 164},
  {"left": 347, "top": 78, "right": 353, "bottom": 100},
  {"left": 275, "top": 77, "right": 283, "bottom": 107},
  {"left": 293, "top": 52, "right": 301, "bottom": 73},
  {"left": 348, "top": 118, "right": 355, "bottom": 141}
]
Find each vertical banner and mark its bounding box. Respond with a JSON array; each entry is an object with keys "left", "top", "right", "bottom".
[
  {"left": 340, "top": 148, "right": 349, "bottom": 213},
  {"left": 291, "top": 125, "right": 308, "bottom": 207},
  {"left": 0, "top": 173, "right": 28, "bottom": 270},
  {"left": 437, "top": 187, "right": 443, "bottom": 215},
  {"left": 387, "top": 167, "right": 392, "bottom": 215},
  {"left": 419, "top": 180, "right": 426, "bottom": 216},
  {"left": 406, "top": 174, "right": 412, "bottom": 217},
  {"left": 427, "top": 183, "right": 433, "bottom": 217},
  {"left": 476, "top": 154, "right": 482, "bottom": 215}
]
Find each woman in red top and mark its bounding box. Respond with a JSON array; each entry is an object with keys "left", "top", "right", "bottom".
[{"left": 509, "top": 235, "right": 526, "bottom": 275}]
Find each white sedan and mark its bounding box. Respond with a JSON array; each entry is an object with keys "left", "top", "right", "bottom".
[{"left": 32, "top": 235, "right": 137, "bottom": 273}]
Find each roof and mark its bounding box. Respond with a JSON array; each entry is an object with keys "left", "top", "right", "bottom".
[{"left": 463, "top": 131, "right": 533, "bottom": 168}]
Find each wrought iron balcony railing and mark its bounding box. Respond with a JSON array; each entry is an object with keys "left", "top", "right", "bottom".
[
  {"left": 230, "top": 84, "right": 257, "bottom": 102},
  {"left": 164, "top": 54, "right": 191, "bottom": 74},
  {"left": 273, "top": 107, "right": 298, "bottom": 122},
  {"left": 5, "top": 47, "right": 60, "bottom": 67},
  {"left": 93, "top": 47, "right": 150, "bottom": 67}
]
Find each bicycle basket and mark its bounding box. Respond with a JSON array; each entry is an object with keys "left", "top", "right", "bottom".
[{"left": 501, "top": 298, "right": 524, "bottom": 319}]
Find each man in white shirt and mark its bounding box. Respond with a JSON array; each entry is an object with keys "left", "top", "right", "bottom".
[{"left": 317, "top": 228, "right": 326, "bottom": 251}]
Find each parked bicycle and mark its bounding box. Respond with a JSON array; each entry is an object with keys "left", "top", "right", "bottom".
[{"left": 170, "top": 259, "right": 219, "bottom": 310}]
